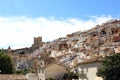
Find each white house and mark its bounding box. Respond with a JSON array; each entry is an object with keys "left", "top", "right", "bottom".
[{"left": 73, "top": 58, "right": 103, "bottom": 80}]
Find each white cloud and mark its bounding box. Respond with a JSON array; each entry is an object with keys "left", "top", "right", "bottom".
[{"left": 0, "top": 15, "right": 113, "bottom": 49}]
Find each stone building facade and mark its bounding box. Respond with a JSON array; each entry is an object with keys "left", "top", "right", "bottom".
[{"left": 32, "top": 37, "right": 43, "bottom": 50}]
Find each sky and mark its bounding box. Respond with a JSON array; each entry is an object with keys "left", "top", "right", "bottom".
[{"left": 0, "top": 0, "right": 120, "bottom": 49}]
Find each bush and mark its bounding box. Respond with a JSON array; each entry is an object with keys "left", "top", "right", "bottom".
[
  {"left": 0, "top": 50, "right": 14, "bottom": 74},
  {"left": 14, "top": 69, "right": 29, "bottom": 75}
]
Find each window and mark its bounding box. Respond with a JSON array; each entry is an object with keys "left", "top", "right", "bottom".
[{"left": 39, "top": 67, "right": 44, "bottom": 73}]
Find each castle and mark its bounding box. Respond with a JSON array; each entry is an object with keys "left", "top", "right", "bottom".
[
  {"left": 7, "top": 36, "right": 43, "bottom": 54},
  {"left": 5, "top": 36, "right": 43, "bottom": 70},
  {"left": 32, "top": 37, "right": 43, "bottom": 50}
]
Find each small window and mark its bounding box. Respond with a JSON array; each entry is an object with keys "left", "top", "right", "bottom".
[{"left": 101, "top": 30, "right": 106, "bottom": 35}]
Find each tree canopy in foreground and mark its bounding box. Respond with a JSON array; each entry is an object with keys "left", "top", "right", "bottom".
[
  {"left": 0, "top": 50, "right": 14, "bottom": 74},
  {"left": 97, "top": 53, "right": 120, "bottom": 80}
]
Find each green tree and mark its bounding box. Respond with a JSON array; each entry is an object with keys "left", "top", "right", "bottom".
[
  {"left": 97, "top": 53, "right": 120, "bottom": 80},
  {"left": 63, "top": 72, "right": 78, "bottom": 80},
  {"left": 14, "top": 69, "right": 29, "bottom": 75},
  {"left": 0, "top": 49, "right": 14, "bottom": 74}
]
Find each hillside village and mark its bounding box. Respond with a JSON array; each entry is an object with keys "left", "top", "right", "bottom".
[{"left": 1, "top": 19, "right": 120, "bottom": 80}]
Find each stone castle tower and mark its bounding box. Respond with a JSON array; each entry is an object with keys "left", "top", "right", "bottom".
[
  {"left": 7, "top": 46, "right": 12, "bottom": 54},
  {"left": 32, "top": 37, "right": 43, "bottom": 49}
]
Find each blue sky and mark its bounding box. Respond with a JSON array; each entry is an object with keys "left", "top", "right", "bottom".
[
  {"left": 0, "top": 0, "right": 119, "bottom": 18},
  {"left": 0, "top": 0, "right": 119, "bottom": 49}
]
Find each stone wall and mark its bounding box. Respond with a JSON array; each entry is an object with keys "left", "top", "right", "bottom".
[{"left": 0, "top": 74, "right": 27, "bottom": 80}]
